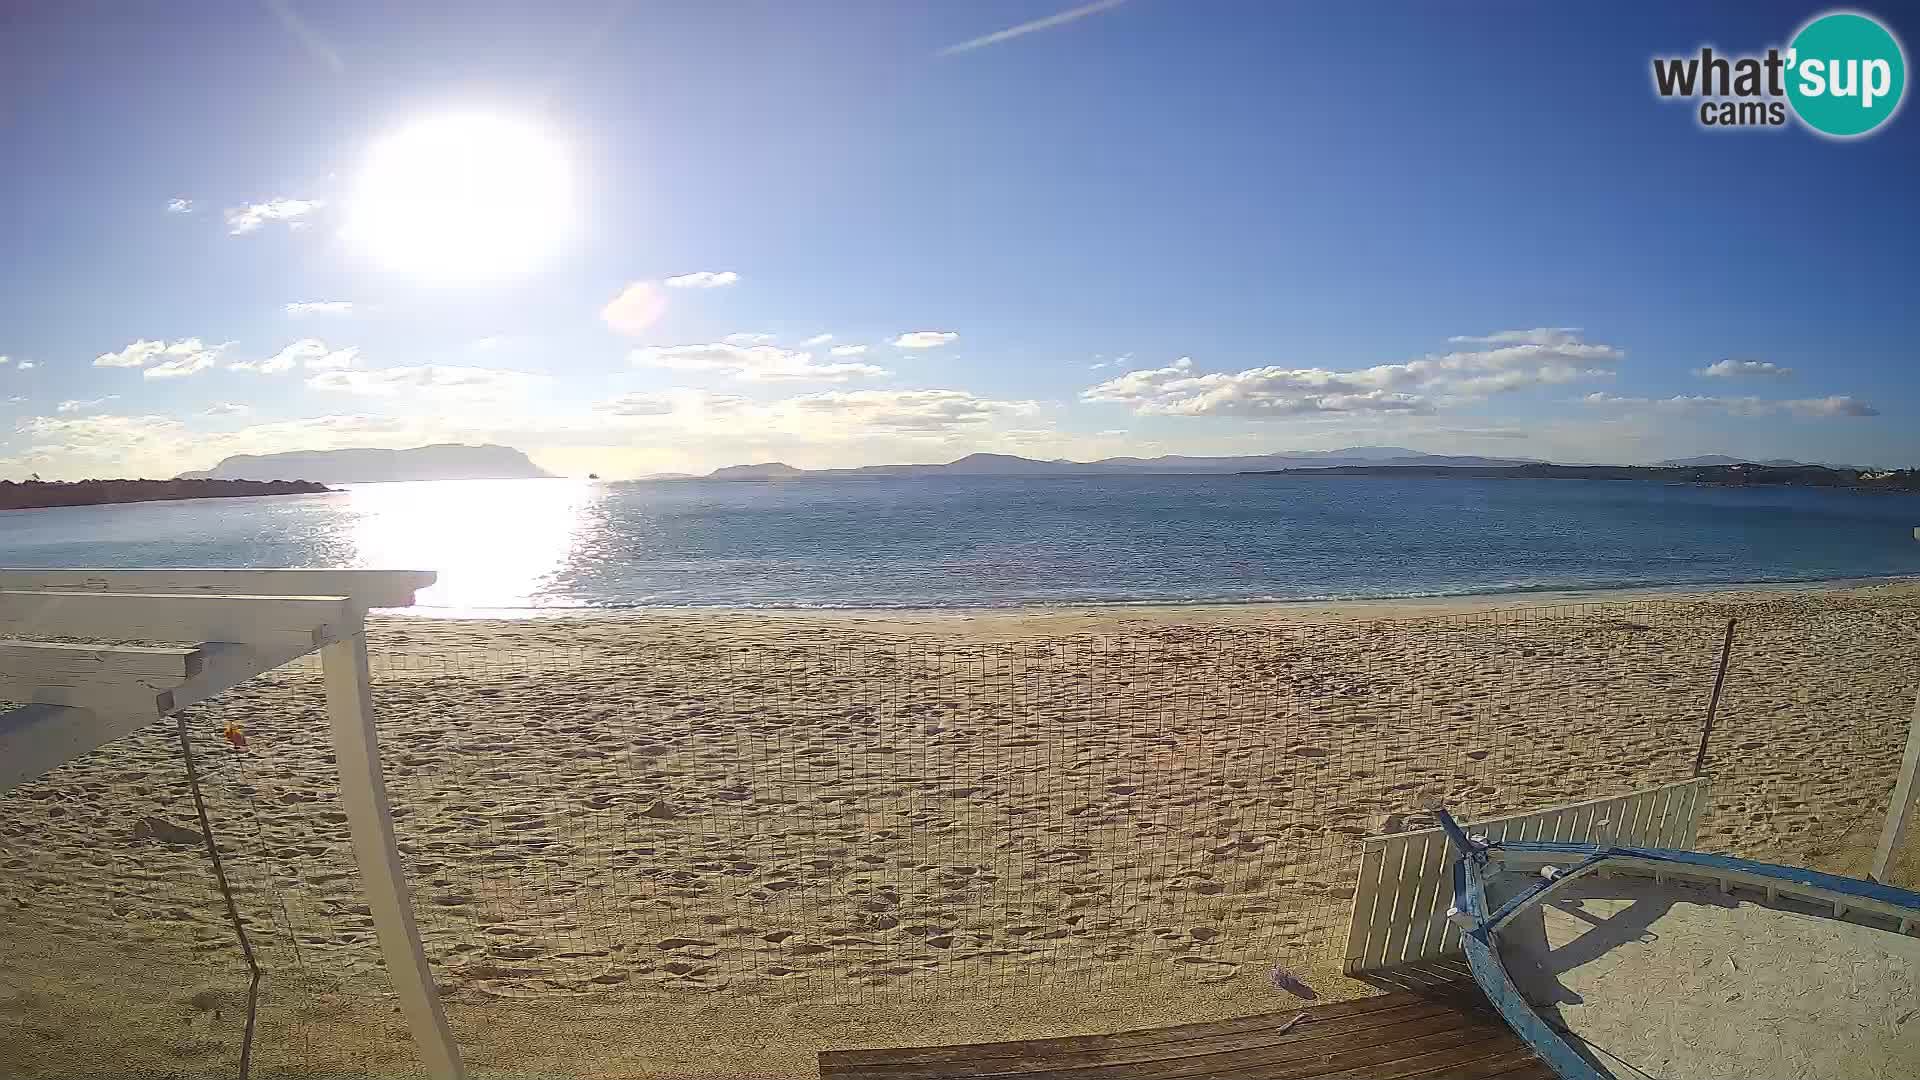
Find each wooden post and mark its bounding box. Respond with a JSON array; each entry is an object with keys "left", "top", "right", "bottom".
[
  {"left": 1693, "top": 618, "right": 1737, "bottom": 777},
  {"left": 1872, "top": 685, "right": 1920, "bottom": 883},
  {"left": 323, "top": 630, "right": 464, "bottom": 1080}
]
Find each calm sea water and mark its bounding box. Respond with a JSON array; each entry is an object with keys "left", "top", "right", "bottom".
[{"left": 2, "top": 475, "right": 1917, "bottom": 612}]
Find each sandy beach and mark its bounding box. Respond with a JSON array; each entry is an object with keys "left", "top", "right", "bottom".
[{"left": 2, "top": 581, "right": 1917, "bottom": 1078}]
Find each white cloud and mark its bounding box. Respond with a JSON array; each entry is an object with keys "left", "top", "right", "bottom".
[
  {"left": 166, "top": 198, "right": 194, "bottom": 214},
  {"left": 601, "top": 282, "right": 666, "bottom": 336},
  {"left": 1791, "top": 395, "right": 1879, "bottom": 417},
  {"left": 305, "top": 364, "right": 544, "bottom": 400},
  {"left": 801, "top": 333, "right": 834, "bottom": 347},
  {"left": 1447, "top": 328, "right": 1585, "bottom": 347},
  {"left": 230, "top": 339, "right": 358, "bottom": 374},
  {"left": 893, "top": 331, "right": 958, "bottom": 350},
  {"left": 782, "top": 388, "right": 1037, "bottom": 432},
  {"left": 830, "top": 344, "right": 869, "bottom": 356},
  {"left": 662, "top": 270, "right": 739, "bottom": 289},
  {"left": 147, "top": 355, "right": 219, "bottom": 379},
  {"left": 225, "top": 198, "right": 323, "bottom": 235},
  {"left": 1083, "top": 331, "right": 1623, "bottom": 419},
  {"left": 285, "top": 301, "right": 354, "bottom": 316},
  {"left": 630, "top": 342, "right": 890, "bottom": 382},
  {"left": 580, "top": 387, "right": 1036, "bottom": 443},
  {"left": 202, "top": 402, "right": 252, "bottom": 417},
  {"left": 93, "top": 338, "right": 232, "bottom": 376},
  {"left": 723, "top": 332, "right": 776, "bottom": 346},
  {"left": 56, "top": 397, "right": 118, "bottom": 414},
  {"left": 16, "top": 361, "right": 33, "bottom": 370},
  {"left": 11, "top": 412, "right": 428, "bottom": 480},
  {"left": 0, "top": 356, "right": 10, "bottom": 365},
  {"left": 593, "top": 392, "right": 679, "bottom": 417},
  {"left": 1582, "top": 392, "right": 1878, "bottom": 418},
  {"left": 1697, "top": 358, "right": 1794, "bottom": 379}
]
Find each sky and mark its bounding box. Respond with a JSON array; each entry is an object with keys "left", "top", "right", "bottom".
[{"left": 1, "top": 1, "right": 1915, "bottom": 480}]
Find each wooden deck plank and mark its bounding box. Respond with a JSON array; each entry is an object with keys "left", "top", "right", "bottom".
[
  {"left": 819, "top": 986, "right": 1534, "bottom": 1080},
  {"left": 1305, "top": 1041, "right": 1536, "bottom": 1080},
  {"left": 1055, "top": 1024, "right": 1512, "bottom": 1080},
  {"left": 1485, "top": 1063, "right": 1556, "bottom": 1079},
  {"left": 821, "top": 990, "right": 1455, "bottom": 1067},
  {"left": 824, "top": 1004, "right": 1461, "bottom": 1079}
]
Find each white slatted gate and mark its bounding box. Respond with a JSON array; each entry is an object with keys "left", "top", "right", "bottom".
[{"left": 1342, "top": 778, "right": 1711, "bottom": 975}]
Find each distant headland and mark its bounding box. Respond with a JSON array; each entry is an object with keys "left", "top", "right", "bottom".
[
  {"left": 179, "top": 443, "right": 553, "bottom": 484},
  {"left": 1246, "top": 462, "right": 1920, "bottom": 491},
  {"left": 697, "top": 447, "right": 1538, "bottom": 480},
  {"left": 0, "top": 478, "right": 329, "bottom": 511}
]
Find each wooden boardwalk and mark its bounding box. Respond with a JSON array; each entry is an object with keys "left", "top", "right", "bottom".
[{"left": 817, "top": 986, "right": 1547, "bottom": 1080}]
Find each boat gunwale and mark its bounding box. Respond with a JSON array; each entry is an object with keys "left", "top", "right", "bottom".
[{"left": 1434, "top": 815, "right": 1920, "bottom": 1080}]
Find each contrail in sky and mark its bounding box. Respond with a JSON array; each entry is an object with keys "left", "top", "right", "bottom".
[
  {"left": 262, "top": 0, "right": 344, "bottom": 73},
  {"left": 938, "top": 0, "right": 1129, "bottom": 56}
]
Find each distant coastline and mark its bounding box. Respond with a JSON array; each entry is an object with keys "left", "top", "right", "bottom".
[
  {"left": 0, "top": 478, "right": 329, "bottom": 511},
  {"left": 179, "top": 443, "right": 552, "bottom": 484},
  {"left": 1248, "top": 462, "right": 1920, "bottom": 492}
]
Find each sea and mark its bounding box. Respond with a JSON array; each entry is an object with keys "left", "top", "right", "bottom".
[{"left": 2, "top": 474, "right": 1917, "bottom": 613}]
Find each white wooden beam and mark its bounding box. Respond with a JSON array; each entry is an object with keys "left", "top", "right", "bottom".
[
  {"left": 322, "top": 631, "right": 463, "bottom": 1080},
  {"left": 0, "top": 568, "right": 436, "bottom": 610},
  {"left": 0, "top": 640, "right": 204, "bottom": 679},
  {"left": 0, "top": 639, "right": 330, "bottom": 788},
  {"left": 166, "top": 640, "right": 331, "bottom": 713},
  {"left": 0, "top": 591, "right": 350, "bottom": 643},
  {"left": 0, "top": 642, "right": 202, "bottom": 713},
  {"left": 1873, "top": 685, "right": 1920, "bottom": 883}
]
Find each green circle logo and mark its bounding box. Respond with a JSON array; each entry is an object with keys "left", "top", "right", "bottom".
[{"left": 1787, "top": 12, "right": 1907, "bottom": 137}]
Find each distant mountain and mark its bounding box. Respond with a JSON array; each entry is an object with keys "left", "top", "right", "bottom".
[
  {"left": 180, "top": 443, "right": 554, "bottom": 483},
  {"left": 708, "top": 462, "right": 808, "bottom": 481},
  {"left": 1252, "top": 462, "right": 1919, "bottom": 492},
  {"left": 1654, "top": 455, "right": 1810, "bottom": 467},
  {"left": 1653, "top": 455, "right": 1883, "bottom": 470},
  {"left": 702, "top": 447, "right": 1543, "bottom": 480}
]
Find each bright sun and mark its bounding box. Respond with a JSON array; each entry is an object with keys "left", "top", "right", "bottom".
[{"left": 347, "top": 111, "right": 573, "bottom": 281}]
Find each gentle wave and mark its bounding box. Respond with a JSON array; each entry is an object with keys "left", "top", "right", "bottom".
[{"left": 391, "top": 570, "right": 1916, "bottom": 618}]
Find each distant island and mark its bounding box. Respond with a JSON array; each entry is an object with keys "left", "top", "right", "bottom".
[
  {"left": 700, "top": 447, "right": 1540, "bottom": 481},
  {"left": 180, "top": 443, "right": 554, "bottom": 483},
  {"left": 685, "top": 448, "right": 1915, "bottom": 487},
  {"left": 1248, "top": 462, "right": 1920, "bottom": 491},
  {"left": 0, "top": 478, "right": 329, "bottom": 511}
]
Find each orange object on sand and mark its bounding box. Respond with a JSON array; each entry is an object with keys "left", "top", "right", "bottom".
[{"left": 223, "top": 720, "right": 247, "bottom": 750}]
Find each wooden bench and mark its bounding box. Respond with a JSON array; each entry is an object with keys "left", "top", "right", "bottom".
[{"left": 818, "top": 985, "right": 1548, "bottom": 1079}]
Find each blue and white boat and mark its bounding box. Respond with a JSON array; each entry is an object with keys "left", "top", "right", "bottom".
[{"left": 1435, "top": 808, "right": 1920, "bottom": 1079}]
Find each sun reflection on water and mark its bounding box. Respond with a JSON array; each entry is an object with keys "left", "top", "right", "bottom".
[{"left": 342, "top": 478, "right": 601, "bottom": 611}]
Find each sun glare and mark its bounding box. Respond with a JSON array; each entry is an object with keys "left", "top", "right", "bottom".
[{"left": 346, "top": 111, "right": 573, "bottom": 281}]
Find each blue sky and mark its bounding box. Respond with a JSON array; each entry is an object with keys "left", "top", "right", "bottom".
[{"left": 1, "top": 1, "right": 1914, "bottom": 478}]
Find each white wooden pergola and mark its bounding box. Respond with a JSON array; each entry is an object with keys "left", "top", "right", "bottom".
[{"left": 0, "top": 568, "right": 463, "bottom": 1080}]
